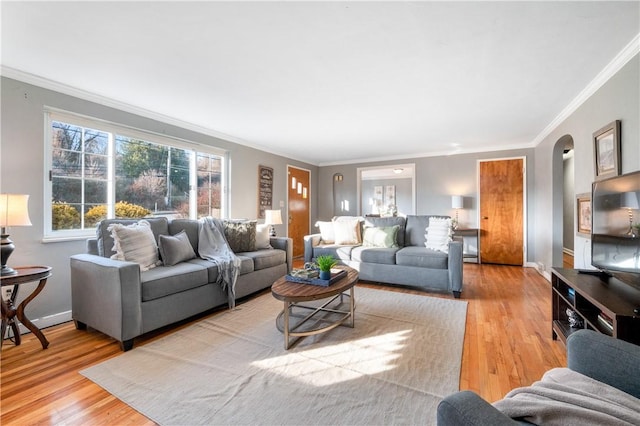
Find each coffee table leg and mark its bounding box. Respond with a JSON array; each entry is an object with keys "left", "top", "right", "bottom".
[
  {"left": 349, "top": 287, "right": 355, "bottom": 328},
  {"left": 283, "top": 301, "right": 290, "bottom": 350}
]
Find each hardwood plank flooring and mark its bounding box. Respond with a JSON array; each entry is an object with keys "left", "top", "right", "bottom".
[{"left": 1, "top": 263, "right": 566, "bottom": 424}]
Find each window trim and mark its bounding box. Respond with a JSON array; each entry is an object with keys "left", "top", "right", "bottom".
[{"left": 43, "top": 108, "right": 228, "bottom": 241}]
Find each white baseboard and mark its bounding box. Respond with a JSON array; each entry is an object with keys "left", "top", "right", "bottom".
[
  {"left": 525, "top": 262, "right": 551, "bottom": 282},
  {"left": 2, "top": 310, "right": 72, "bottom": 339}
]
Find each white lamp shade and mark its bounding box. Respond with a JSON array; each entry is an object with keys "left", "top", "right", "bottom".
[
  {"left": 451, "top": 195, "right": 463, "bottom": 209},
  {"left": 264, "top": 209, "right": 283, "bottom": 225},
  {"left": 0, "top": 194, "right": 32, "bottom": 227},
  {"left": 621, "top": 192, "right": 639, "bottom": 209}
]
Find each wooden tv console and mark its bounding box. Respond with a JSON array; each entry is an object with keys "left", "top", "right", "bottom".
[{"left": 551, "top": 267, "right": 640, "bottom": 345}]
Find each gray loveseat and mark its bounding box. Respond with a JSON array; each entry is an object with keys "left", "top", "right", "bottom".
[
  {"left": 304, "top": 215, "right": 463, "bottom": 297},
  {"left": 70, "top": 217, "right": 292, "bottom": 351}
]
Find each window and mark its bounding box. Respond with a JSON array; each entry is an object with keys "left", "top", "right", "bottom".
[{"left": 46, "top": 110, "right": 226, "bottom": 239}]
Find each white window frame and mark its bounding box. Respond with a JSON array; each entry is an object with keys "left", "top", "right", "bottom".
[{"left": 43, "top": 108, "right": 228, "bottom": 241}]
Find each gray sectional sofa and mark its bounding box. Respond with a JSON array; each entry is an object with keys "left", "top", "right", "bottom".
[
  {"left": 70, "top": 217, "right": 292, "bottom": 351},
  {"left": 304, "top": 215, "right": 463, "bottom": 297}
]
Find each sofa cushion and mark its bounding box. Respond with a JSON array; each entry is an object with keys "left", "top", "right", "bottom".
[
  {"left": 96, "top": 217, "right": 169, "bottom": 257},
  {"left": 352, "top": 246, "right": 399, "bottom": 265},
  {"left": 107, "top": 220, "right": 161, "bottom": 271},
  {"left": 363, "top": 216, "right": 406, "bottom": 247},
  {"left": 158, "top": 230, "right": 196, "bottom": 266},
  {"left": 140, "top": 262, "right": 209, "bottom": 301},
  {"left": 312, "top": 245, "right": 355, "bottom": 263},
  {"left": 405, "top": 215, "right": 449, "bottom": 247},
  {"left": 168, "top": 219, "right": 200, "bottom": 254},
  {"left": 425, "top": 217, "right": 452, "bottom": 253},
  {"left": 241, "top": 248, "right": 286, "bottom": 271},
  {"left": 317, "top": 221, "right": 336, "bottom": 244},
  {"left": 362, "top": 225, "right": 400, "bottom": 248},
  {"left": 333, "top": 219, "right": 361, "bottom": 245},
  {"left": 396, "top": 246, "right": 449, "bottom": 269},
  {"left": 223, "top": 220, "right": 257, "bottom": 253},
  {"left": 255, "top": 224, "right": 272, "bottom": 249},
  {"left": 187, "top": 255, "right": 254, "bottom": 282}
]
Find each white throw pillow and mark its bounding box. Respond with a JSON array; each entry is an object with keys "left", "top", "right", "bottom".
[
  {"left": 255, "top": 223, "right": 272, "bottom": 249},
  {"left": 317, "top": 221, "right": 335, "bottom": 244},
  {"left": 425, "top": 217, "right": 452, "bottom": 253},
  {"left": 108, "top": 220, "right": 160, "bottom": 271},
  {"left": 333, "top": 219, "right": 361, "bottom": 245}
]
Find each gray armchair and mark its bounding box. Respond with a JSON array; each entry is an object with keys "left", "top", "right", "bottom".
[{"left": 437, "top": 330, "right": 640, "bottom": 425}]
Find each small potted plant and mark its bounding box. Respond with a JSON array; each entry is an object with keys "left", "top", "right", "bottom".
[{"left": 315, "top": 255, "right": 337, "bottom": 280}]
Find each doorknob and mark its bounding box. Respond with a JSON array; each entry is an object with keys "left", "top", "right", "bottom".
[{"left": 482, "top": 217, "right": 489, "bottom": 219}]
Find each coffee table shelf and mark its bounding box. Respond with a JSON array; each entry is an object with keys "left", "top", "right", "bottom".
[{"left": 271, "top": 266, "right": 358, "bottom": 349}]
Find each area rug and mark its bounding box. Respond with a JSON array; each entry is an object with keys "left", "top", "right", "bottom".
[{"left": 81, "top": 287, "right": 467, "bottom": 425}]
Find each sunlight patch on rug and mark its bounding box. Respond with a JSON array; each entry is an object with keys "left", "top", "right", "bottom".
[{"left": 252, "top": 329, "right": 410, "bottom": 386}]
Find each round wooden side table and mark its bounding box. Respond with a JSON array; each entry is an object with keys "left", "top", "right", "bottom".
[{"left": 1, "top": 266, "right": 52, "bottom": 350}]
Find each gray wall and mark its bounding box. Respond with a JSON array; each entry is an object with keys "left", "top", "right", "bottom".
[
  {"left": 361, "top": 177, "right": 412, "bottom": 216},
  {"left": 534, "top": 54, "right": 640, "bottom": 272},
  {"left": 318, "top": 148, "right": 536, "bottom": 259},
  {"left": 0, "top": 77, "right": 317, "bottom": 329},
  {"left": 563, "top": 152, "right": 575, "bottom": 252}
]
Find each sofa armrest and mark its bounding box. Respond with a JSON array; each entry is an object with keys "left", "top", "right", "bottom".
[
  {"left": 86, "top": 238, "right": 99, "bottom": 255},
  {"left": 447, "top": 240, "right": 464, "bottom": 294},
  {"left": 270, "top": 237, "right": 293, "bottom": 273},
  {"left": 437, "top": 390, "right": 519, "bottom": 426},
  {"left": 303, "top": 233, "right": 322, "bottom": 263},
  {"left": 567, "top": 329, "right": 640, "bottom": 399},
  {"left": 70, "top": 254, "right": 143, "bottom": 343}
]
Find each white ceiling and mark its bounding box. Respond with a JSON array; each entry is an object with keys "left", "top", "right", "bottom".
[{"left": 2, "top": 1, "right": 639, "bottom": 166}]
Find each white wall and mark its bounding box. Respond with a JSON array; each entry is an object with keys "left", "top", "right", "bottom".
[
  {"left": 0, "top": 77, "right": 317, "bottom": 331},
  {"left": 533, "top": 54, "right": 640, "bottom": 273}
]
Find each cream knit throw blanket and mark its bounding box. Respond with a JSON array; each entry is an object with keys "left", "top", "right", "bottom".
[{"left": 493, "top": 368, "right": 640, "bottom": 425}]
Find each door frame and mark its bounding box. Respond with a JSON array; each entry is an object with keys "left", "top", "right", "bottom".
[
  {"left": 477, "top": 156, "right": 528, "bottom": 266},
  {"left": 286, "top": 164, "right": 312, "bottom": 239}
]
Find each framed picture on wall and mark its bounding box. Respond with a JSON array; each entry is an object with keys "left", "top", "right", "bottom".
[
  {"left": 593, "top": 120, "right": 621, "bottom": 181},
  {"left": 258, "top": 165, "right": 273, "bottom": 219},
  {"left": 576, "top": 193, "right": 591, "bottom": 237}
]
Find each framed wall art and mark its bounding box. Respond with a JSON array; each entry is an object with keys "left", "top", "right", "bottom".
[
  {"left": 576, "top": 192, "right": 591, "bottom": 237},
  {"left": 593, "top": 120, "right": 621, "bottom": 181},
  {"left": 258, "top": 165, "right": 273, "bottom": 219}
]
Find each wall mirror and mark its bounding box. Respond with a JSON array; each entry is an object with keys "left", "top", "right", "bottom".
[{"left": 357, "top": 164, "right": 416, "bottom": 216}]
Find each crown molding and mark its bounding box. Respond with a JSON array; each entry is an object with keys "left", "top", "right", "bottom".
[
  {"left": 0, "top": 66, "right": 318, "bottom": 166},
  {"left": 531, "top": 32, "right": 640, "bottom": 147}
]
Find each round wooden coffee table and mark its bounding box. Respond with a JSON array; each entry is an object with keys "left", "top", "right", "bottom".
[{"left": 271, "top": 266, "right": 358, "bottom": 350}]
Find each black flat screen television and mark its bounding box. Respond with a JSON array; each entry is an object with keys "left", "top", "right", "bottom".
[{"left": 591, "top": 170, "right": 640, "bottom": 288}]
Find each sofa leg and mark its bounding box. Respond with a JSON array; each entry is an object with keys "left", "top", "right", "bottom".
[
  {"left": 452, "top": 291, "right": 461, "bottom": 299},
  {"left": 120, "top": 339, "right": 134, "bottom": 352},
  {"left": 74, "top": 320, "right": 87, "bottom": 330}
]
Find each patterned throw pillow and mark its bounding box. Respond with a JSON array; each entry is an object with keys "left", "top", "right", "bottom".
[
  {"left": 107, "top": 220, "right": 160, "bottom": 271},
  {"left": 223, "top": 220, "right": 257, "bottom": 253},
  {"left": 424, "top": 217, "right": 452, "bottom": 253}
]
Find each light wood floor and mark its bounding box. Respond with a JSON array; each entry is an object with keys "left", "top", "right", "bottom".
[{"left": 1, "top": 263, "right": 566, "bottom": 425}]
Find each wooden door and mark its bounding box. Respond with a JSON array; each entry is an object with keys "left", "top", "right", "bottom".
[
  {"left": 287, "top": 166, "right": 310, "bottom": 258},
  {"left": 479, "top": 158, "right": 524, "bottom": 265}
]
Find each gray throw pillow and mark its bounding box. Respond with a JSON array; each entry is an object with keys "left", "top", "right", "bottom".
[
  {"left": 158, "top": 230, "right": 196, "bottom": 266},
  {"left": 223, "top": 220, "right": 257, "bottom": 253}
]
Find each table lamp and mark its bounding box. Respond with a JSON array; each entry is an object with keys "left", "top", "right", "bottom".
[
  {"left": 1, "top": 194, "right": 32, "bottom": 276},
  {"left": 264, "top": 209, "right": 283, "bottom": 237},
  {"left": 451, "top": 195, "right": 463, "bottom": 227},
  {"left": 621, "top": 192, "right": 639, "bottom": 236}
]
